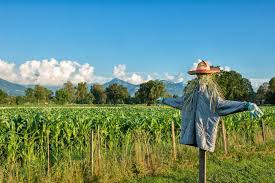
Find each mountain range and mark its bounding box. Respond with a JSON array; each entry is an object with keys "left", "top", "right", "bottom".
[
  {"left": 0, "top": 78, "right": 26, "bottom": 96},
  {"left": 0, "top": 78, "right": 185, "bottom": 97}
]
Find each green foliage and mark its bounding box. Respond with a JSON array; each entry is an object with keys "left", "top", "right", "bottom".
[
  {"left": 15, "top": 96, "right": 25, "bottom": 105},
  {"left": 269, "top": 77, "right": 275, "bottom": 92},
  {"left": 135, "top": 80, "right": 165, "bottom": 105},
  {"left": 63, "top": 81, "right": 76, "bottom": 103},
  {"left": 215, "top": 71, "right": 254, "bottom": 101},
  {"left": 25, "top": 88, "right": 36, "bottom": 103},
  {"left": 0, "top": 89, "right": 8, "bottom": 103},
  {"left": 55, "top": 89, "right": 69, "bottom": 104},
  {"left": 75, "top": 82, "right": 94, "bottom": 104},
  {"left": 265, "top": 77, "right": 275, "bottom": 104},
  {"left": 105, "top": 83, "right": 129, "bottom": 104},
  {"left": 255, "top": 82, "right": 269, "bottom": 104},
  {"left": 33, "top": 85, "right": 53, "bottom": 103},
  {"left": 0, "top": 106, "right": 274, "bottom": 182},
  {"left": 90, "top": 84, "right": 107, "bottom": 104}
]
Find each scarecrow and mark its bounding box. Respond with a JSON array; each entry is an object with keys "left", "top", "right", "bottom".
[{"left": 157, "top": 60, "right": 263, "bottom": 182}]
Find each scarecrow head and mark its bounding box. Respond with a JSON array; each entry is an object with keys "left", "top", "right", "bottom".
[
  {"left": 184, "top": 60, "right": 223, "bottom": 110},
  {"left": 188, "top": 59, "right": 220, "bottom": 76}
]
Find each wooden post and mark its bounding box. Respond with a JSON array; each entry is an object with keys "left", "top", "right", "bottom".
[
  {"left": 97, "top": 126, "right": 101, "bottom": 175},
  {"left": 90, "top": 130, "right": 94, "bottom": 176},
  {"left": 171, "top": 121, "right": 177, "bottom": 160},
  {"left": 199, "top": 149, "right": 206, "bottom": 183},
  {"left": 261, "top": 119, "right": 266, "bottom": 143},
  {"left": 47, "top": 130, "right": 50, "bottom": 176},
  {"left": 250, "top": 117, "right": 255, "bottom": 143},
  {"left": 221, "top": 119, "right": 228, "bottom": 154}
]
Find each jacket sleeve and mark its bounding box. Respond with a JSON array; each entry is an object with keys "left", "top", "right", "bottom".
[
  {"left": 162, "top": 97, "right": 184, "bottom": 110},
  {"left": 216, "top": 98, "right": 249, "bottom": 116}
]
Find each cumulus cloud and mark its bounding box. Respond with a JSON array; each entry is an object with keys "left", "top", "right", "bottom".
[
  {"left": 0, "top": 59, "right": 18, "bottom": 82},
  {"left": 164, "top": 73, "right": 184, "bottom": 83},
  {"left": 112, "top": 64, "right": 147, "bottom": 84},
  {"left": 0, "top": 58, "right": 110, "bottom": 86},
  {"left": 112, "top": 64, "right": 185, "bottom": 84}
]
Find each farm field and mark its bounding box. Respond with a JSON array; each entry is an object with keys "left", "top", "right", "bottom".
[{"left": 0, "top": 106, "right": 274, "bottom": 183}]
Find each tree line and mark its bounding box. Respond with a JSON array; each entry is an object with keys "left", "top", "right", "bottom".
[{"left": 0, "top": 70, "right": 274, "bottom": 105}]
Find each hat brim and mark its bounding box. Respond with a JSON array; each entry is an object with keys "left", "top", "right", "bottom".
[{"left": 188, "top": 68, "right": 220, "bottom": 75}]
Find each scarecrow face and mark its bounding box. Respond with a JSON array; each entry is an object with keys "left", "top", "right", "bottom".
[{"left": 197, "top": 74, "right": 206, "bottom": 80}]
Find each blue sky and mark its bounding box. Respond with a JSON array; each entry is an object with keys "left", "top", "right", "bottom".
[{"left": 0, "top": 0, "right": 274, "bottom": 89}]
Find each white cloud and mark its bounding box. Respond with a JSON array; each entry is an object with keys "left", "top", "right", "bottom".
[
  {"left": 113, "top": 64, "right": 126, "bottom": 78},
  {"left": 164, "top": 73, "right": 184, "bottom": 83},
  {"left": 249, "top": 78, "right": 269, "bottom": 91},
  {"left": 0, "top": 59, "right": 18, "bottom": 82},
  {"left": 112, "top": 64, "right": 147, "bottom": 84},
  {"left": 112, "top": 64, "right": 185, "bottom": 84},
  {"left": 220, "top": 66, "right": 231, "bottom": 72},
  {"left": 0, "top": 59, "right": 189, "bottom": 86},
  {"left": 0, "top": 58, "right": 110, "bottom": 86}
]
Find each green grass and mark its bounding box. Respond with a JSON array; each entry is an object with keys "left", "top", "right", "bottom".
[{"left": 122, "top": 141, "right": 275, "bottom": 183}]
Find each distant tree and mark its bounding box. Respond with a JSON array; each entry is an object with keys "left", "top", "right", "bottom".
[
  {"left": 16, "top": 96, "right": 25, "bottom": 105},
  {"left": 106, "top": 83, "right": 129, "bottom": 104},
  {"left": 75, "top": 82, "right": 95, "bottom": 104},
  {"left": 55, "top": 89, "right": 69, "bottom": 104},
  {"left": 90, "top": 84, "right": 107, "bottom": 104},
  {"left": 25, "top": 88, "right": 36, "bottom": 103},
  {"left": 215, "top": 71, "right": 254, "bottom": 101},
  {"left": 242, "top": 78, "right": 255, "bottom": 101},
  {"left": 266, "top": 77, "right": 275, "bottom": 104},
  {"left": 6, "top": 96, "right": 16, "bottom": 105},
  {"left": 269, "top": 77, "right": 275, "bottom": 92},
  {"left": 33, "top": 85, "right": 53, "bottom": 103},
  {"left": 0, "top": 89, "right": 8, "bottom": 104},
  {"left": 255, "top": 82, "right": 269, "bottom": 104},
  {"left": 63, "top": 81, "right": 76, "bottom": 103},
  {"left": 135, "top": 80, "right": 165, "bottom": 105}
]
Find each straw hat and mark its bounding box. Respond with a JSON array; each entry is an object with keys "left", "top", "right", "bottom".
[{"left": 188, "top": 60, "right": 220, "bottom": 75}]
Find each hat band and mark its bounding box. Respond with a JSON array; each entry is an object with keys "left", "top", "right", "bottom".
[{"left": 193, "top": 68, "right": 210, "bottom": 71}]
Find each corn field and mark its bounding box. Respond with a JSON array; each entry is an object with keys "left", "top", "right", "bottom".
[{"left": 0, "top": 106, "right": 274, "bottom": 182}]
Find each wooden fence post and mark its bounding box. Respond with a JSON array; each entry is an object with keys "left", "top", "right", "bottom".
[
  {"left": 97, "top": 126, "right": 101, "bottom": 175},
  {"left": 199, "top": 149, "right": 206, "bottom": 183},
  {"left": 47, "top": 130, "right": 50, "bottom": 176},
  {"left": 261, "top": 119, "right": 266, "bottom": 143},
  {"left": 90, "top": 129, "right": 94, "bottom": 177},
  {"left": 221, "top": 119, "right": 228, "bottom": 154},
  {"left": 171, "top": 121, "right": 177, "bottom": 160}
]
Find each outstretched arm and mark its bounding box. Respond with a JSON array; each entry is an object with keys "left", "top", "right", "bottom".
[
  {"left": 216, "top": 98, "right": 263, "bottom": 118},
  {"left": 216, "top": 99, "right": 248, "bottom": 116},
  {"left": 158, "top": 97, "right": 184, "bottom": 110}
]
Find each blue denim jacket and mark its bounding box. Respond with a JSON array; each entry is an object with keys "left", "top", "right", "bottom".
[{"left": 163, "top": 88, "right": 248, "bottom": 152}]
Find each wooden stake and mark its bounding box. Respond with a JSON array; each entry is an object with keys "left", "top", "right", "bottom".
[
  {"left": 97, "top": 126, "right": 101, "bottom": 175},
  {"left": 250, "top": 117, "right": 255, "bottom": 143},
  {"left": 171, "top": 121, "right": 177, "bottom": 160},
  {"left": 261, "top": 119, "right": 266, "bottom": 143},
  {"left": 199, "top": 149, "right": 206, "bottom": 183},
  {"left": 221, "top": 119, "right": 228, "bottom": 154},
  {"left": 47, "top": 130, "right": 50, "bottom": 176},
  {"left": 90, "top": 130, "right": 94, "bottom": 176}
]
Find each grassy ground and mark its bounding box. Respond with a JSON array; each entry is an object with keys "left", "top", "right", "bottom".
[{"left": 121, "top": 140, "right": 275, "bottom": 183}]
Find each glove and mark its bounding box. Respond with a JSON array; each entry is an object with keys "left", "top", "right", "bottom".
[
  {"left": 247, "top": 102, "right": 264, "bottom": 119},
  {"left": 156, "top": 97, "right": 163, "bottom": 104}
]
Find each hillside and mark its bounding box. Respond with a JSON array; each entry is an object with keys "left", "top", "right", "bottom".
[
  {"left": 0, "top": 78, "right": 26, "bottom": 96},
  {"left": 103, "top": 78, "right": 185, "bottom": 96}
]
